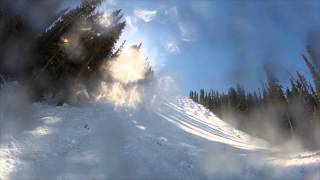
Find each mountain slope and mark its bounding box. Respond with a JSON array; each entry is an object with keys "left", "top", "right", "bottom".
[{"left": 0, "top": 96, "right": 319, "bottom": 179}]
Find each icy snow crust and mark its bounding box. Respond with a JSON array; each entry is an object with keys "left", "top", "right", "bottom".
[{"left": 0, "top": 96, "right": 319, "bottom": 179}]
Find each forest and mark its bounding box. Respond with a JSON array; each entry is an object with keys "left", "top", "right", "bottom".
[{"left": 190, "top": 46, "right": 320, "bottom": 150}]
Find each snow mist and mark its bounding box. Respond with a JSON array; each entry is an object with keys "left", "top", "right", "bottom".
[{"left": 96, "top": 45, "right": 152, "bottom": 108}]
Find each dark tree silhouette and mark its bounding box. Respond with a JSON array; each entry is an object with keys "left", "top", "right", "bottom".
[
  {"left": 190, "top": 46, "right": 320, "bottom": 149},
  {"left": 0, "top": 0, "right": 149, "bottom": 104}
]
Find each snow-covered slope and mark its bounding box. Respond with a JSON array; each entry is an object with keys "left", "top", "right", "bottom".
[{"left": 0, "top": 96, "right": 320, "bottom": 179}]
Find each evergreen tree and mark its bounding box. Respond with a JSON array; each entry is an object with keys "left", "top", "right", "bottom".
[
  {"left": 199, "top": 89, "right": 205, "bottom": 104},
  {"left": 302, "top": 54, "right": 320, "bottom": 98},
  {"left": 30, "top": 0, "right": 126, "bottom": 99},
  {"left": 0, "top": 0, "right": 132, "bottom": 103}
]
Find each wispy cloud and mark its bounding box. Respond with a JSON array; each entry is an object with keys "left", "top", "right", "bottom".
[
  {"left": 178, "top": 22, "right": 196, "bottom": 42},
  {"left": 125, "top": 16, "right": 138, "bottom": 34},
  {"left": 164, "top": 7, "right": 178, "bottom": 18},
  {"left": 134, "top": 9, "right": 157, "bottom": 22},
  {"left": 165, "top": 41, "right": 179, "bottom": 53}
]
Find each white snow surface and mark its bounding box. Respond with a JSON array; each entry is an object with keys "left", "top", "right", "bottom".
[{"left": 0, "top": 96, "right": 320, "bottom": 179}]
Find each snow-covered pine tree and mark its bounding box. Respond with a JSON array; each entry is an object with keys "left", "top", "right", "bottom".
[{"left": 25, "top": 0, "right": 126, "bottom": 101}]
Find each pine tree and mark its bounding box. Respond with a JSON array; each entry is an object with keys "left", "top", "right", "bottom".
[
  {"left": 28, "top": 0, "right": 126, "bottom": 101},
  {"left": 0, "top": 0, "right": 134, "bottom": 103},
  {"left": 199, "top": 89, "right": 205, "bottom": 104},
  {"left": 302, "top": 54, "right": 320, "bottom": 98},
  {"left": 228, "top": 87, "right": 237, "bottom": 108},
  {"left": 307, "top": 45, "right": 320, "bottom": 71}
]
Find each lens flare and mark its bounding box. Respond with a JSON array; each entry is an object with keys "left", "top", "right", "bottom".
[{"left": 62, "top": 37, "right": 69, "bottom": 44}]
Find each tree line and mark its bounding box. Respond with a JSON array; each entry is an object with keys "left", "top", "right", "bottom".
[{"left": 190, "top": 46, "right": 320, "bottom": 150}]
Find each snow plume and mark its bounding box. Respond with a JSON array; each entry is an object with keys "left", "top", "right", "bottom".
[
  {"left": 98, "top": 11, "right": 120, "bottom": 28},
  {"left": 96, "top": 45, "right": 152, "bottom": 108},
  {"left": 96, "top": 82, "right": 142, "bottom": 108},
  {"left": 201, "top": 145, "right": 265, "bottom": 179},
  {"left": 106, "top": 46, "right": 150, "bottom": 84},
  {"left": 0, "top": 82, "right": 38, "bottom": 142}
]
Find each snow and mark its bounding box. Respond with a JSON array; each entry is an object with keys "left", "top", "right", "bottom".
[{"left": 0, "top": 96, "right": 319, "bottom": 179}]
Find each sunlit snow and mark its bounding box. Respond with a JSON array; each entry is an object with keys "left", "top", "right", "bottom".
[{"left": 0, "top": 96, "right": 319, "bottom": 179}]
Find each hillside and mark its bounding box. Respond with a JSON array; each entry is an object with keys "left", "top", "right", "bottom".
[{"left": 0, "top": 94, "right": 319, "bottom": 179}]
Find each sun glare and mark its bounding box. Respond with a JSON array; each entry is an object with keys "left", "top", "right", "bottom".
[
  {"left": 98, "top": 12, "right": 112, "bottom": 27},
  {"left": 106, "top": 46, "right": 150, "bottom": 84},
  {"left": 96, "top": 45, "right": 150, "bottom": 108}
]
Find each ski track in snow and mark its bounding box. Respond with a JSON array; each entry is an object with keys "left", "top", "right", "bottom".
[{"left": 0, "top": 96, "right": 320, "bottom": 179}]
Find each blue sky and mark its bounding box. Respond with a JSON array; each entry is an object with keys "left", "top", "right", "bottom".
[{"left": 94, "top": 0, "right": 320, "bottom": 95}]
